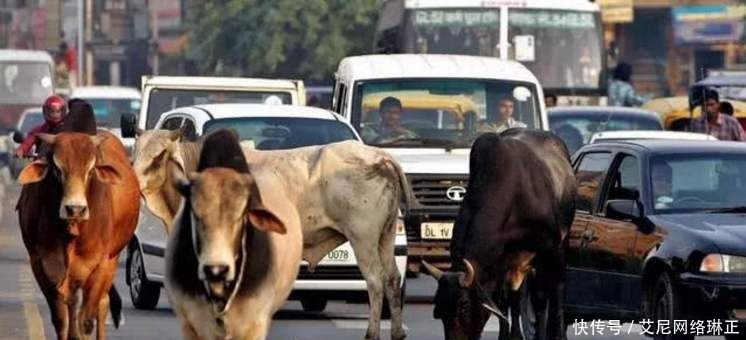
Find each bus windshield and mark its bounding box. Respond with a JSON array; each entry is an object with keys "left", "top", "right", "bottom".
[
  {"left": 399, "top": 7, "right": 603, "bottom": 92},
  {"left": 0, "top": 62, "right": 54, "bottom": 105}
]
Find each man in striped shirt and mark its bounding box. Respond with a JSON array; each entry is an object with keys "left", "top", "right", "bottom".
[{"left": 691, "top": 90, "right": 745, "bottom": 141}]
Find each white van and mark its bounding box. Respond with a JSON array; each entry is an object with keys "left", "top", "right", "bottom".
[
  {"left": 332, "top": 54, "right": 547, "bottom": 273},
  {"left": 122, "top": 76, "right": 305, "bottom": 138}
]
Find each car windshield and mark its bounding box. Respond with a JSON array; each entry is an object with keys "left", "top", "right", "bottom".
[
  {"left": 146, "top": 89, "right": 293, "bottom": 129},
  {"left": 0, "top": 62, "right": 54, "bottom": 105},
  {"left": 550, "top": 112, "right": 663, "bottom": 154},
  {"left": 354, "top": 79, "right": 540, "bottom": 148},
  {"left": 82, "top": 98, "right": 142, "bottom": 128},
  {"left": 203, "top": 117, "right": 358, "bottom": 150},
  {"left": 651, "top": 153, "right": 746, "bottom": 214},
  {"left": 19, "top": 112, "right": 43, "bottom": 134}
]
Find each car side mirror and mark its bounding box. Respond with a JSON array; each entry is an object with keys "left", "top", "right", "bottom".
[
  {"left": 120, "top": 113, "right": 137, "bottom": 138},
  {"left": 605, "top": 199, "right": 642, "bottom": 221},
  {"left": 12, "top": 129, "right": 24, "bottom": 143}
]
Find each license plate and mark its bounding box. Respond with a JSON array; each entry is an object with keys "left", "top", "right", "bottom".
[
  {"left": 322, "top": 249, "right": 352, "bottom": 263},
  {"left": 421, "top": 222, "right": 453, "bottom": 240}
]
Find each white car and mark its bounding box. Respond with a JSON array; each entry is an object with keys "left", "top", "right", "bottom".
[
  {"left": 70, "top": 86, "right": 142, "bottom": 151},
  {"left": 126, "top": 103, "right": 408, "bottom": 313},
  {"left": 589, "top": 130, "right": 717, "bottom": 144}
]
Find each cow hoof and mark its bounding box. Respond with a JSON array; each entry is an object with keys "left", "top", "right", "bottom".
[{"left": 82, "top": 319, "right": 94, "bottom": 334}]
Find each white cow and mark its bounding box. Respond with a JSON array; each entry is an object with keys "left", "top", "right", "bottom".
[{"left": 134, "top": 129, "right": 409, "bottom": 340}]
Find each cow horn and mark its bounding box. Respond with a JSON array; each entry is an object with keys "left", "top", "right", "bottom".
[
  {"left": 459, "top": 259, "right": 476, "bottom": 288},
  {"left": 421, "top": 261, "right": 443, "bottom": 280}
]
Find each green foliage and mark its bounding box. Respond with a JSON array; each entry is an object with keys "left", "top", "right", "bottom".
[{"left": 187, "top": 0, "right": 381, "bottom": 82}]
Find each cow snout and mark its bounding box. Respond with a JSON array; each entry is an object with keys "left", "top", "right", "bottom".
[
  {"left": 203, "top": 264, "right": 230, "bottom": 282},
  {"left": 63, "top": 204, "right": 88, "bottom": 220}
]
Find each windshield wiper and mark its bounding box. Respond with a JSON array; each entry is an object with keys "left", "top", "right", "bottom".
[{"left": 706, "top": 206, "right": 746, "bottom": 214}]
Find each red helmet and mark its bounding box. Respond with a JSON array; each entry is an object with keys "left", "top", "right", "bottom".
[{"left": 43, "top": 95, "right": 67, "bottom": 116}]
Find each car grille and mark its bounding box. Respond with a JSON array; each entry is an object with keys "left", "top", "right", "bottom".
[
  {"left": 297, "top": 265, "right": 363, "bottom": 280},
  {"left": 409, "top": 175, "right": 469, "bottom": 209}
]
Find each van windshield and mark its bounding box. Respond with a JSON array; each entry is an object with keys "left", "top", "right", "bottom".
[
  {"left": 145, "top": 89, "right": 292, "bottom": 128},
  {"left": 0, "top": 62, "right": 53, "bottom": 105},
  {"left": 354, "top": 79, "right": 540, "bottom": 148}
]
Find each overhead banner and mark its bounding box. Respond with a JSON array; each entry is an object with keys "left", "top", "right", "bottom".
[
  {"left": 672, "top": 5, "right": 746, "bottom": 45},
  {"left": 598, "top": 0, "right": 633, "bottom": 24}
]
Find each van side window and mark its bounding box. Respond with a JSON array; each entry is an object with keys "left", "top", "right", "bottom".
[
  {"left": 575, "top": 152, "right": 613, "bottom": 212},
  {"left": 182, "top": 119, "right": 198, "bottom": 141},
  {"left": 334, "top": 83, "right": 348, "bottom": 115},
  {"left": 162, "top": 117, "right": 183, "bottom": 131}
]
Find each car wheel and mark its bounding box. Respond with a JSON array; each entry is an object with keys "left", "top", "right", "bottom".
[
  {"left": 650, "top": 273, "right": 693, "bottom": 340},
  {"left": 300, "top": 297, "right": 328, "bottom": 313},
  {"left": 127, "top": 244, "right": 160, "bottom": 310}
]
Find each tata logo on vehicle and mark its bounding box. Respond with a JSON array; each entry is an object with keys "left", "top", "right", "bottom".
[{"left": 446, "top": 186, "right": 467, "bottom": 202}]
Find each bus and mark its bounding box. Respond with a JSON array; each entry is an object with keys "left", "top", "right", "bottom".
[{"left": 374, "top": 0, "right": 605, "bottom": 100}]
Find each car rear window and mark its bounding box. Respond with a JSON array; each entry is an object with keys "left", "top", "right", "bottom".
[{"left": 203, "top": 117, "right": 358, "bottom": 150}]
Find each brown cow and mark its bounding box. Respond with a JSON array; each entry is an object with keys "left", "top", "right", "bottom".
[{"left": 17, "top": 131, "right": 140, "bottom": 340}]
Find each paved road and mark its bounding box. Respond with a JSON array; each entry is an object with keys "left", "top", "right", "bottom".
[{"left": 0, "top": 186, "right": 730, "bottom": 340}]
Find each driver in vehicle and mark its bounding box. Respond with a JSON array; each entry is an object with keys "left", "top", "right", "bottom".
[
  {"left": 477, "top": 96, "right": 527, "bottom": 134},
  {"left": 361, "top": 96, "right": 417, "bottom": 143},
  {"left": 652, "top": 161, "right": 674, "bottom": 209}
]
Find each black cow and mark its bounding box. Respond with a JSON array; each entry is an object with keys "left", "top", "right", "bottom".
[{"left": 423, "top": 128, "right": 576, "bottom": 340}]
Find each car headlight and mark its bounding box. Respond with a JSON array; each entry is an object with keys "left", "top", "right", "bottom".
[{"left": 700, "top": 254, "right": 746, "bottom": 273}]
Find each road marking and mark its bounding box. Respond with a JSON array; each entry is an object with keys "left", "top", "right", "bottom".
[
  {"left": 331, "top": 320, "right": 409, "bottom": 331},
  {"left": 19, "top": 266, "right": 45, "bottom": 340}
]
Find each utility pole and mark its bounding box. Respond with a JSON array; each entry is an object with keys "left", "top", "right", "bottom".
[
  {"left": 85, "top": 0, "right": 93, "bottom": 85},
  {"left": 77, "top": 0, "right": 83, "bottom": 86},
  {"left": 151, "top": 8, "right": 159, "bottom": 75}
]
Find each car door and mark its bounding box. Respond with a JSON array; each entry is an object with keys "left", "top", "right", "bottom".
[
  {"left": 565, "top": 151, "right": 613, "bottom": 310},
  {"left": 579, "top": 152, "right": 645, "bottom": 313}
]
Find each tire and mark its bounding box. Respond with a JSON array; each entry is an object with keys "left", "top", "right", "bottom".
[
  {"left": 649, "top": 273, "right": 693, "bottom": 340},
  {"left": 382, "top": 280, "right": 406, "bottom": 320},
  {"left": 127, "top": 244, "right": 160, "bottom": 310},
  {"left": 300, "top": 297, "right": 328, "bottom": 313}
]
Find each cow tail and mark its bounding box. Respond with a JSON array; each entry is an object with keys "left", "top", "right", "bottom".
[
  {"left": 387, "top": 158, "right": 411, "bottom": 216},
  {"left": 109, "top": 286, "right": 122, "bottom": 329}
]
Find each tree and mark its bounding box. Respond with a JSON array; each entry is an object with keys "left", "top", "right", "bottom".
[{"left": 187, "top": 0, "right": 381, "bottom": 82}]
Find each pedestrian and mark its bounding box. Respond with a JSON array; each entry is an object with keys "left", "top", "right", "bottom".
[
  {"left": 608, "top": 62, "right": 649, "bottom": 107},
  {"left": 720, "top": 101, "right": 734, "bottom": 116},
  {"left": 545, "top": 92, "right": 558, "bottom": 108},
  {"left": 691, "top": 90, "right": 745, "bottom": 141}
]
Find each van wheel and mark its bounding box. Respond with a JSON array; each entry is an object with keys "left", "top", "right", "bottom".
[
  {"left": 301, "top": 297, "right": 327, "bottom": 313},
  {"left": 127, "top": 244, "right": 160, "bottom": 310},
  {"left": 649, "top": 273, "right": 692, "bottom": 340}
]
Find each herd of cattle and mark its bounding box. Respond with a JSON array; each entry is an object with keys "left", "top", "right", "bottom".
[{"left": 13, "top": 102, "right": 576, "bottom": 340}]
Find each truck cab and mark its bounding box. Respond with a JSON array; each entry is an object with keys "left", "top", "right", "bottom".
[{"left": 332, "top": 54, "right": 547, "bottom": 272}]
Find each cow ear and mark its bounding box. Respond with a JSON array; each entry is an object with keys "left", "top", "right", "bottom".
[
  {"left": 95, "top": 164, "right": 122, "bottom": 184},
  {"left": 246, "top": 175, "right": 288, "bottom": 234},
  {"left": 18, "top": 160, "right": 49, "bottom": 185}
]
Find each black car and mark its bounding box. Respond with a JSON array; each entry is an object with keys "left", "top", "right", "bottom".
[
  {"left": 565, "top": 139, "right": 746, "bottom": 340},
  {"left": 548, "top": 106, "right": 664, "bottom": 155}
]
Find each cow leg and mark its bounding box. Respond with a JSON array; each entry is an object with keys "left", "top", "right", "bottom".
[
  {"left": 377, "top": 222, "right": 405, "bottom": 340},
  {"left": 95, "top": 294, "right": 109, "bottom": 340},
  {"left": 542, "top": 249, "right": 567, "bottom": 340},
  {"left": 80, "top": 260, "right": 116, "bottom": 339},
  {"left": 180, "top": 321, "right": 201, "bottom": 340},
  {"left": 349, "top": 238, "right": 385, "bottom": 340},
  {"left": 533, "top": 250, "right": 566, "bottom": 340},
  {"left": 508, "top": 287, "right": 522, "bottom": 340},
  {"left": 68, "top": 290, "right": 81, "bottom": 340},
  {"left": 44, "top": 289, "right": 70, "bottom": 340}
]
